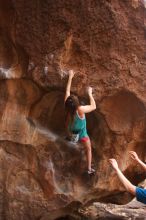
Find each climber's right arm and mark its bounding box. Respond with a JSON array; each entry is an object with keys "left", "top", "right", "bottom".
[{"left": 79, "top": 87, "right": 96, "bottom": 113}]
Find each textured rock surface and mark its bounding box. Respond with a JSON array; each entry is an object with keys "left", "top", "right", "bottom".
[
  {"left": 0, "top": 0, "right": 145, "bottom": 219},
  {"left": 78, "top": 199, "right": 146, "bottom": 220}
]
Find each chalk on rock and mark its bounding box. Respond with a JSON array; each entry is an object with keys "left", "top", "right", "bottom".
[
  {"left": 60, "top": 68, "right": 68, "bottom": 79},
  {"left": 44, "top": 66, "right": 49, "bottom": 75}
]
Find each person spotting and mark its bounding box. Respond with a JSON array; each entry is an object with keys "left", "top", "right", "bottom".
[{"left": 109, "top": 151, "right": 146, "bottom": 205}]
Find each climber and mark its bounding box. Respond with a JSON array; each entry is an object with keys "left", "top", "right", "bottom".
[
  {"left": 64, "top": 70, "right": 96, "bottom": 175},
  {"left": 109, "top": 151, "right": 146, "bottom": 204}
]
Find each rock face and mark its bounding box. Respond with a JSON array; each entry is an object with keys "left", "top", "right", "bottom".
[
  {"left": 78, "top": 199, "right": 146, "bottom": 220},
  {"left": 0, "top": 0, "right": 146, "bottom": 219}
]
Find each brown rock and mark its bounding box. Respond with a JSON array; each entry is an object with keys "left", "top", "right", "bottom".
[
  {"left": 79, "top": 199, "right": 146, "bottom": 219},
  {"left": 0, "top": 0, "right": 145, "bottom": 219}
]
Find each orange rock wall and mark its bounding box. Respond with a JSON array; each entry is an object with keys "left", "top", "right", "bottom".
[{"left": 0, "top": 0, "right": 145, "bottom": 219}]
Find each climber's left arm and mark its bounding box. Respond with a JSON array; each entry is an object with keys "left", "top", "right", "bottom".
[{"left": 64, "top": 70, "right": 75, "bottom": 102}]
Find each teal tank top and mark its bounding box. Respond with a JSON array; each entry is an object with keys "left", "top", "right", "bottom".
[{"left": 68, "top": 111, "right": 88, "bottom": 139}]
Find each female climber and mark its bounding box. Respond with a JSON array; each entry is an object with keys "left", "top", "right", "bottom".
[{"left": 64, "top": 70, "right": 96, "bottom": 174}]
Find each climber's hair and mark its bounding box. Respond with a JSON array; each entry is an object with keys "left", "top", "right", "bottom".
[{"left": 65, "top": 95, "right": 80, "bottom": 123}]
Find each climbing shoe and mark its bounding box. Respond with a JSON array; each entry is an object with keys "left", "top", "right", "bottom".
[{"left": 87, "top": 168, "right": 95, "bottom": 175}]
